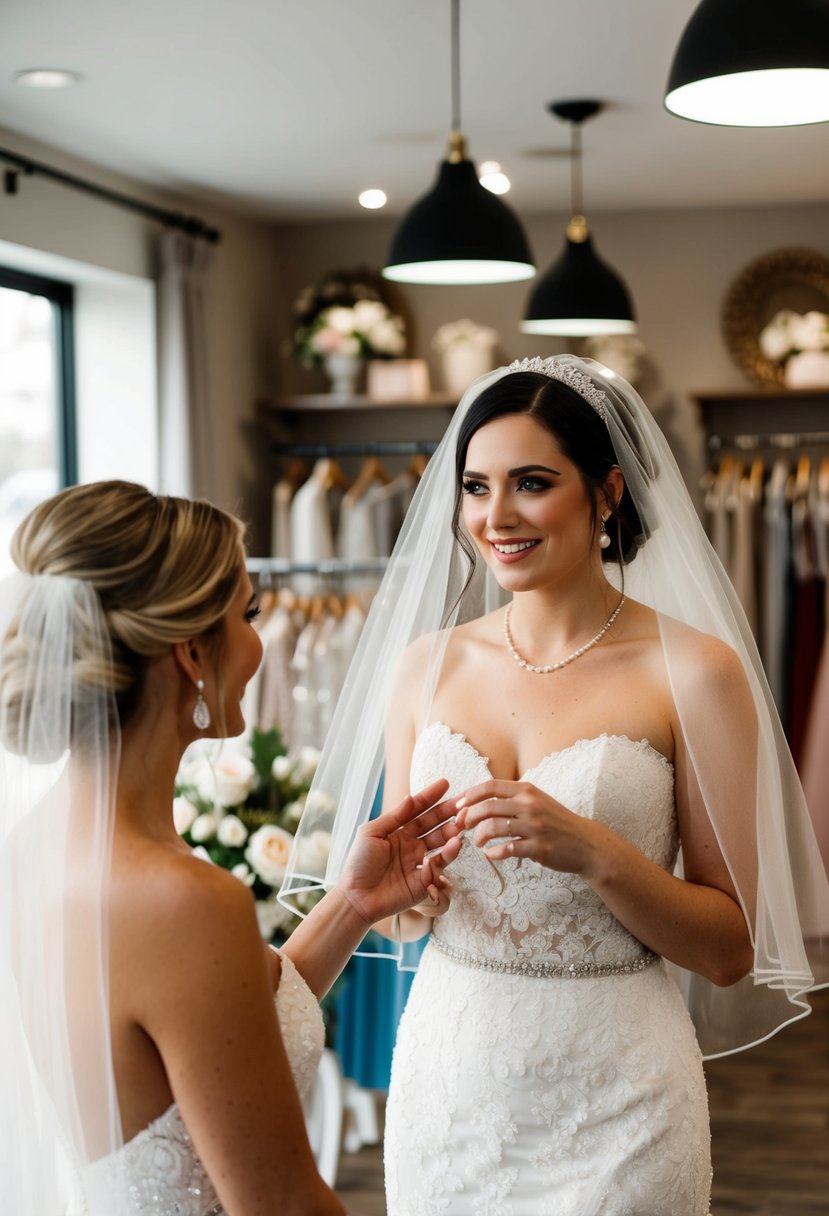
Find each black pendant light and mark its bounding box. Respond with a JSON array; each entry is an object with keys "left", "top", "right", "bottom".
[
  {"left": 522, "top": 101, "right": 636, "bottom": 338},
  {"left": 383, "top": 0, "right": 534, "bottom": 285},
  {"left": 665, "top": 0, "right": 829, "bottom": 127}
]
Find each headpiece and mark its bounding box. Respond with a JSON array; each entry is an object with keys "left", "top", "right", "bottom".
[
  {"left": 508, "top": 355, "right": 610, "bottom": 421},
  {"left": 281, "top": 354, "right": 829, "bottom": 1059}
]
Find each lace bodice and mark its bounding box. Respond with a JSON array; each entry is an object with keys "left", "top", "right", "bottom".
[
  {"left": 411, "top": 723, "right": 678, "bottom": 970},
  {"left": 83, "top": 951, "right": 324, "bottom": 1216}
]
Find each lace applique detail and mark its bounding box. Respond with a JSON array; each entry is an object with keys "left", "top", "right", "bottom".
[
  {"left": 84, "top": 951, "right": 324, "bottom": 1214},
  {"left": 386, "top": 725, "right": 711, "bottom": 1214}
]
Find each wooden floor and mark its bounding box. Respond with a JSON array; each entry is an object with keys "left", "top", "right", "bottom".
[{"left": 334, "top": 988, "right": 829, "bottom": 1215}]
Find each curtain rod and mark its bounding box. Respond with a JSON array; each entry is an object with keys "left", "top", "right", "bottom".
[{"left": 0, "top": 144, "right": 221, "bottom": 244}]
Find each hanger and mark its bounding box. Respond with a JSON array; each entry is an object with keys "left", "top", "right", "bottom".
[
  {"left": 749, "top": 455, "right": 765, "bottom": 498},
  {"left": 344, "top": 454, "right": 391, "bottom": 507},
  {"left": 794, "top": 454, "right": 812, "bottom": 501},
  {"left": 313, "top": 457, "right": 351, "bottom": 493},
  {"left": 282, "top": 456, "right": 309, "bottom": 490},
  {"left": 407, "top": 451, "right": 430, "bottom": 479}
]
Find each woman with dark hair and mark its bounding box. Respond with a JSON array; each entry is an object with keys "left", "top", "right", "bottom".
[{"left": 284, "top": 356, "right": 829, "bottom": 1215}]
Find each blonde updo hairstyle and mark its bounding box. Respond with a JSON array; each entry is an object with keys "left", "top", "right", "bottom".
[{"left": 2, "top": 480, "right": 247, "bottom": 748}]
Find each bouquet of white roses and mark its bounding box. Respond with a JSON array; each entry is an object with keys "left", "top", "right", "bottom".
[
  {"left": 174, "top": 728, "right": 331, "bottom": 943},
  {"left": 296, "top": 299, "right": 406, "bottom": 366},
  {"left": 759, "top": 309, "right": 829, "bottom": 362}
]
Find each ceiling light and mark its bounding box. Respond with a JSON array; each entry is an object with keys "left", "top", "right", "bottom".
[
  {"left": 15, "top": 68, "right": 81, "bottom": 89},
  {"left": 478, "top": 162, "right": 511, "bottom": 195},
  {"left": 522, "top": 100, "right": 636, "bottom": 337},
  {"left": 359, "top": 189, "right": 387, "bottom": 209},
  {"left": 665, "top": 0, "right": 829, "bottom": 126},
  {"left": 383, "top": 0, "right": 534, "bottom": 285}
]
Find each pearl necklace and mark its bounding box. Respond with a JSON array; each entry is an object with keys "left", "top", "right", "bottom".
[{"left": 503, "top": 596, "right": 625, "bottom": 674}]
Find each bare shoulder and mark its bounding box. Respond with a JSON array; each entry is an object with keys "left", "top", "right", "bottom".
[
  {"left": 113, "top": 845, "right": 268, "bottom": 1027},
  {"left": 651, "top": 609, "right": 755, "bottom": 715}
]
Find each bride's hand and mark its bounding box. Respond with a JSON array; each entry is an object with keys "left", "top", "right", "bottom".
[
  {"left": 338, "top": 779, "right": 462, "bottom": 926},
  {"left": 455, "top": 779, "right": 604, "bottom": 876}
]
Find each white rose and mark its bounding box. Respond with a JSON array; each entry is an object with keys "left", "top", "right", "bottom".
[
  {"left": 325, "top": 306, "right": 357, "bottom": 335},
  {"left": 368, "top": 317, "right": 406, "bottom": 355},
  {"left": 304, "top": 788, "right": 337, "bottom": 819},
  {"left": 245, "top": 824, "right": 296, "bottom": 886},
  {"left": 213, "top": 753, "right": 256, "bottom": 807},
  {"left": 191, "top": 845, "right": 213, "bottom": 863},
  {"left": 179, "top": 755, "right": 217, "bottom": 804},
  {"left": 338, "top": 334, "right": 361, "bottom": 357},
  {"left": 294, "top": 746, "right": 321, "bottom": 783},
  {"left": 271, "top": 755, "right": 294, "bottom": 781},
  {"left": 231, "top": 862, "right": 256, "bottom": 887},
  {"left": 172, "top": 796, "right": 199, "bottom": 835},
  {"left": 255, "top": 897, "right": 294, "bottom": 941},
  {"left": 218, "top": 814, "right": 248, "bottom": 847},
  {"left": 191, "top": 812, "right": 218, "bottom": 843},
  {"left": 789, "top": 310, "right": 829, "bottom": 352},
  {"left": 353, "top": 299, "right": 388, "bottom": 329},
  {"left": 295, "top": 830, "right": 332, "bottom": 876},
  {"left": 282, "top": 798, "right": 307, "bottom": 828}
]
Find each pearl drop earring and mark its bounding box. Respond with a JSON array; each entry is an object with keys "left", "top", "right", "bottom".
[
  {"left": 599, "top": 515, "right": 612, "bottom": 550},
  {"left": 193, "top": 679, "right": 211, "bottom": 729}
]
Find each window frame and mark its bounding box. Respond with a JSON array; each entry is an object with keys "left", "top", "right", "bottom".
[{"left": 0, "top": 264, "right": 77, "bottom": 486}]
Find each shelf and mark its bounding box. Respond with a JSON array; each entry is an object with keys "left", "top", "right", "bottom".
[{"left": 259, "top": 392, "right": 457, "bottom": 413}]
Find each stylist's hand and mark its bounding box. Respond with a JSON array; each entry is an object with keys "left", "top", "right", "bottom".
[
  {"left": 339, "top": 779, "right": 462, "bottom": 926},
  {"left": 455, "top": 779, "right": 603, "bottom": 876}
]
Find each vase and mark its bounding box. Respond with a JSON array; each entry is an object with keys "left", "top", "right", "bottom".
[
  {"left": 324, "top": 353, "right": 363, "bottom": 396},
  {"left": 783, "top": 350, "right": 829, "bottom": 389},
  {"left": 440, "top": 343, "right": 496, "bottom": 398}
]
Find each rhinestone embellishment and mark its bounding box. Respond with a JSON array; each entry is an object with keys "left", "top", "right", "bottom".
[
  {"left": 507, "top": 356, "right": 610, "bottom": 421},
  {"left": 431, "top": 936, "right": 659, "bottom": 978},
  {"left": 503, "top": 597, "right": 625, "bottom": 675}
]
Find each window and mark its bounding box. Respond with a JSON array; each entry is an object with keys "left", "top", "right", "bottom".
[{"left": 0, "top": 266, "right": 75, "bottom": 574}]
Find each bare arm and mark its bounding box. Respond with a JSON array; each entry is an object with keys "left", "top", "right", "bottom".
[
  {"left": 457, "top": 639, "right": 754, "bottom": 987},
  {"left": 282, "top": 779, "right": 459, "bottom": 998},
  {"left": 133, "top": 864, "right": 346, "bottom": 1216}
]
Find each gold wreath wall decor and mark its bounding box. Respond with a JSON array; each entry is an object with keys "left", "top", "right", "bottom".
[{"left": 722, "top": 248, "right": 829, "bottom": 387}]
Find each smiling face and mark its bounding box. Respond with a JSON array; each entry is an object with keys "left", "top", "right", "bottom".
[{"left": 461, "top": 413, "right": 603, "bottom": 592}]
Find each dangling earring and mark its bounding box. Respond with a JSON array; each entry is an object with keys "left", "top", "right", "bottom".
[
  {"left": 599, "top": 514, "right": 612, "bottom": 550},
  {"left": 193, "top": 679, "right": 211, "bottom": 729}
]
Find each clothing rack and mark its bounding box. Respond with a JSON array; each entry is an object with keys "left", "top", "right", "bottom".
[
  {"left": 708, "top": 430, "right": 829, "bottom": 452},
  {"left": 271, "top": 441, "right": 437, "bottom": 458},
  {"left": 247, "top": 557, "right": 388, "bottom": 580}
]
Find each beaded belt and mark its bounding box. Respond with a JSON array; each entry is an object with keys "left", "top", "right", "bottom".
[{"left": 430, "top": 936, "right": 659, "bottom": 979}]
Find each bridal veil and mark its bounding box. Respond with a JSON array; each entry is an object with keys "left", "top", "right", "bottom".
[{"left": 281, "top": 354, "right": 829, "bottom": 1059}]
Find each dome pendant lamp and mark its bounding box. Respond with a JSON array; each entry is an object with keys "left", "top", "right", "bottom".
[
  {"left": 665, "top": 0, "right": 829, "bottom": 127},
  {"left": 522, "top": 100, "right": 636, "bottom": 337},
  {"left": 383, "top": 0, "right": 534, "bottom": 285}
]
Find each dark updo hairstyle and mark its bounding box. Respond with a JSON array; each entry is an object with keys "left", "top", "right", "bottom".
[
  {"left": 452, "top": 371, "right": 645, "bottom": 576},
  {"left": 1, "top": 480, "right": 247, "bottom": 751}
]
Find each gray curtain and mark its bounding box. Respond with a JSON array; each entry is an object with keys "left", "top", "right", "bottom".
[{"left": 156, "top": 230, "right": 214, "bottom": 499}]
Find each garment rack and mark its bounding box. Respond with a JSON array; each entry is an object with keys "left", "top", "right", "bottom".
[
  {"left": 247, "top": 557, "right": 388, "bottom": 581},
  {"left": 271, "top": 441, "right": 437, "bottom": 458},
  {"left": 708, "top": 430, "right": 829, "bottom": 452}
]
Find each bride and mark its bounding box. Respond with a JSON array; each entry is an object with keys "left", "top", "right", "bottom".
[
  {"left": 283, "top": 356, "right": 829, "bottom": 1215},
  {"left": 0, "top": 480, "right": 459, "bottom": 1216}
]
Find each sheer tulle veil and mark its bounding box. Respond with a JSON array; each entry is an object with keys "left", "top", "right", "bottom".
[
  {"left": 0, "top": 571, "right": 126, "bottom": 1213},
  {"left": 281, "top": 354, "right": 829, "bottom": 1059}
]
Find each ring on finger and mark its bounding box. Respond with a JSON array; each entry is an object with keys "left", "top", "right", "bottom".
[
  {"left": 507, "top": 818, "right": 512, "bottom": 835},
  {"left": 509, "top": 839, "right": 515, "bottom": 855}
]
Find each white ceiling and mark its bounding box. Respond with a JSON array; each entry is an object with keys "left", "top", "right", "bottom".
[{"left": 1, "top": 0, "right": 828, "bottom": 223}]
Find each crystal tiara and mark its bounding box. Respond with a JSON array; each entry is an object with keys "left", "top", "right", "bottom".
[{"left": 507, "top": 356, "right": 609, "bottom": 422}]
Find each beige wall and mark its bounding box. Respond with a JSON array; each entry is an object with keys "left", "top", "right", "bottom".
[{"left": 0, "top": 125, "right": 282, "bottom": 530}]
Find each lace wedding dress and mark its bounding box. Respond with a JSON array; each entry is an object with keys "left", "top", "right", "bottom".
[
  {"left": 384, "top": 724, "right": 712, "bottom": 1216},
  {"left": 83, "top": 952, "right": 325, "bottom": 1216}
]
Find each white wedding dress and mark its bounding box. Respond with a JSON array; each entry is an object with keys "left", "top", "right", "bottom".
[
  {"left": 83, "top": 952, "right": 325, "bottom": 1216},
  {"left": 384, "top": 724, "right": 712, "bottom": 1216}
]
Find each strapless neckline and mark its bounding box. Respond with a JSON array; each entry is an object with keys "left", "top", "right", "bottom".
[{"left": 420, "top": 721, "right": 674, "bottom": 783}]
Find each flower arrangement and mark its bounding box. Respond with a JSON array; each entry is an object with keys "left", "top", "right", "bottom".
[
  {"left": 174, "top": 728, "right": 332, "bottom": 943},
  {"left": 431, "top": 317, "right": 498, "bottom": 353},
  {"left": 290, "top": 268, "right": 406, "bottom": 367},
  {"left": 759, "top": 309, "right": 829, "bottom": 363}
]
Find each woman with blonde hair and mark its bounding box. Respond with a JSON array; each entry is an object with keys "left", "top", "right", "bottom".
[{"left": 0, "top": 479, "right": 458, "bottom": 1216}]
